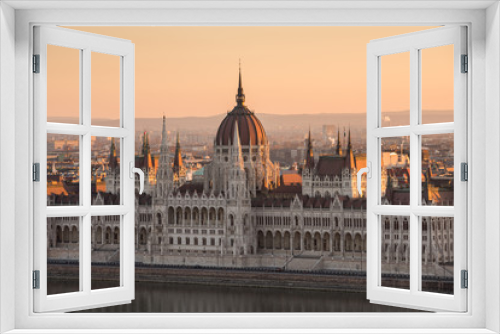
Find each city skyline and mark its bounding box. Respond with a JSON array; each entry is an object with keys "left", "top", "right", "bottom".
[{"left": 47, "top": 26, "right": 454, "bottom": 121}]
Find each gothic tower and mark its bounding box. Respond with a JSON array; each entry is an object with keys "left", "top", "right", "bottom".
[
  {"left": 172, "top": 132, "right": 187, "bottom": 187},
  {"left": 155, "top": 115, "right": 173, "bottom": 198}
]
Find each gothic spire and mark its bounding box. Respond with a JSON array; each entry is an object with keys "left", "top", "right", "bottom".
[
  {"left": 336, "top": 125, "right": 342, "bottom": 156},
  {"left": 109, "top": 137, "right": 118, "bottom": 169},
  {"left": 347, "top": 126, "right": 352, "bottom": 151},
  {"left": 232, "top": 121, "right": 244, "bottom": 169},
  {"left": 143, "top": 132, "right": 152, "bottom": 170},
  {"left": 305, "top": 127, "right": 315, "bottom": 169},
  {"left": 161, "top": 114, "right": 168, "bottom": 152},
  {"left": 236, "top": 60, "right": 245, "bottom": 106},
  {"left": 173, "top": 132, "right": 184, "bottom": 173}
]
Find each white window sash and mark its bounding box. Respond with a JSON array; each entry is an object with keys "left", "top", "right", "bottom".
[
  {"left": 366, "top": 25, "right": 467, "bottom": 312},
  {"left": 33, "top": 25, "right": 136, "bottom": 313}
]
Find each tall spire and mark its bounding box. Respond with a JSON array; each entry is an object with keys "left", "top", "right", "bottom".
[
  {"left": 347, "top": 126, "right": 352, "bottom": 151},
  {"left": 336, "top": 125, "right": 342, "bottom": 156},
  {"left": 232, "top": 121, "right": 244, "bottom": 169},
  {"left": 173, "top": 132, "right": 184, "bottom": 173},
  {"left": 305, "top": 127, "right": 315, "bottom": 169},
  {"left": 143, "top": 132, "right": 152, "bottom": 170},
  {"left": 161, "top": 114, "right": 168, "bottom": 152},
  {"left": 236, "top": 60, "right": 245, "bottom": 106},
  {"left": 109, "top": 137, "right": 118, "bottom": 169}
]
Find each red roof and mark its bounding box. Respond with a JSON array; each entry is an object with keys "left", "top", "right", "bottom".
[{"left": 215, "top": 107, "right": 267, "bottom": 146}]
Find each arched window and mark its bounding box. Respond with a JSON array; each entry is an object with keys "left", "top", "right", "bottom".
[
  {"left": 156, "top": 213, "right": 162, "bottom": 225},
  {"left": 403, "top": 218, "right": 409, "bottom": 231}
]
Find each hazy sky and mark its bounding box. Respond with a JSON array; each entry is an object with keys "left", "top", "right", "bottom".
[{"left": 47, "top": 26, "right": 453, "bottom": 120}]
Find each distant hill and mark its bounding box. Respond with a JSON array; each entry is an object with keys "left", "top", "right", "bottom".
[{"left": 48, "top": 110, "right": 452, "bottom": 134}]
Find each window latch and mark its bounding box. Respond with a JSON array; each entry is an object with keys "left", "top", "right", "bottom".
[
  {"left": 130, "top": 161, "right": 144, "bottom": 194},
  {"left": 356, "top": 162, "right": 371, "bottom": 196}
]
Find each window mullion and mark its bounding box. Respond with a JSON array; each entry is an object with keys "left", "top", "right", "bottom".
[
  {"left": 81, "top": 47, "right": 92, "bottom": 295},
  {"left": 409, "top": 46, "right": 420, "bottom": 294}
]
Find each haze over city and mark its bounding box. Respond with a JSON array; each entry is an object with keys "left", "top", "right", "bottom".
[{"left": 48, "top": 26, "right": 452, "bottom": 123}]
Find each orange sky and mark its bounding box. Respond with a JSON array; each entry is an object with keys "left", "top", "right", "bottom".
[{"left": 47, "top": 26, "right": 453, "bottom": 120}]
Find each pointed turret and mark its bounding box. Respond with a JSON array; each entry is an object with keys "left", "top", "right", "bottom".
[{"left": 305, "top": 127, "right": 315, "bottom": 169}]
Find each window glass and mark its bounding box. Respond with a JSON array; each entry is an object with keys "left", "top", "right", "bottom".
[
  {"left": 47, "top": 134, "right": 80, "bottom": 206},
  {"left": 92, "top": 215, "right": 121, "bottom": 290},
  {"left": 420, "top": 216, "right": 454, "bottom": 295},
  {"left": 47, "top": 216, "right": 81, "bottom": 295},
  {"left": 381, "top": 137, "right": 410, "bottom": 205},
  {"left": 47, "top": 45, "right": 80, "bottom": 124},
  {"left": 380, "top": 215, "right": 410, "bottom": 290},
  {"left": 421, "top": 45, "right": 454, "bottom": 124},
  {"left": 91, "top": 52, "right": 121, "bottom": 127},
  {"left": 381, "top": 52, "right": 410, "bottom": 127}
]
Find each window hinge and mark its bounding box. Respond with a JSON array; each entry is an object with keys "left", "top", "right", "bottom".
[
  {"left": 461, "top": 162, "right": 468, "bottom": 181},
  {"left": 33, "top": 54, "right": 40, "bottom": 73},
  {"left": 33, "top": 163, "right": 40, "bottom": 182},
  {"left": 33, "top": 270, "right": 40, "bottom": 289},
  {"left": 461, "top": 270, "right": 468, "bottom": 289},
  {"left": 461, "top": 54, "right": 468, "bottom": 73}
]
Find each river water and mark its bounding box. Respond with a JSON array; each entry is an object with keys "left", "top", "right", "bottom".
[{"left": 50, "top": 281, "right": 417, "bottom": 313}]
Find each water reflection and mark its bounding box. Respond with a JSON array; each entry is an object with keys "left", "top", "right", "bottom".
[{"left": 46, "top": 281, "right": 420, "bottom": 313}]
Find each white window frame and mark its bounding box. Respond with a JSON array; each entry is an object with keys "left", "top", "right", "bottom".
[
  {"left": 33, "top": 25, "right": 136, "bottom": 313},
  {"left": 1, "top": 1, "right": 499, "bottom": 333},
  {"left": 366, "top": 26, "right": 467, "bottom": 312}
]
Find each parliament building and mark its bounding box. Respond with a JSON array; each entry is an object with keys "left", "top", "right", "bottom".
[{"left": 47, "top": 69, "right": 453, "bottom": 275}]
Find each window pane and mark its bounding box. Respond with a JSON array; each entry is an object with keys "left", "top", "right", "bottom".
[
  {"left": 47, "top": 45, "right": 80, "bottom": 124},
  {"left": 381, "top": 52, "right": 410, "bottom": 127},
  {"left": 47, "top": 216, "right": 81, "bottom": 295},
  {"left": 421, "top": 216, "right": 454, "bottom": 294},
  {"left": 421, "top": 45, "right": 454, "bottom": 124},
  {"left": 421, "top": 133, "right": 454, "bottom": 206},
  {"left": 380, "top": 215, "right": 410, "bottom": 290},
  {"left": 91, "top": 136, "right": 121, "bottom": 205},
  {"left": 92, "top": 215, "right": 121, "bottom": 290},
  {"left": 47, "top": 134, "right": 80, "bottom": 206},
  {"left": 91, "top": 52, "right": 121, "bottom": 127},
  {"left": 381, "top": 137, "right": 410, "bottom": 205}
]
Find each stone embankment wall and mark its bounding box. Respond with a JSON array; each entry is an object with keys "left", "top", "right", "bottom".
[{"left": 47, "top": 262, "right": 453, "bottom": 294}]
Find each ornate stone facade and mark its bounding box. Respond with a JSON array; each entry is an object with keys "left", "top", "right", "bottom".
[{"left": 46, "top": 69, "right": 453, "bottom": 276}]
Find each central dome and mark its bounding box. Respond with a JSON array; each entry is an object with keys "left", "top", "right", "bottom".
[{"left": 215, "top": 68, "right": 267, "bottom": 146}]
